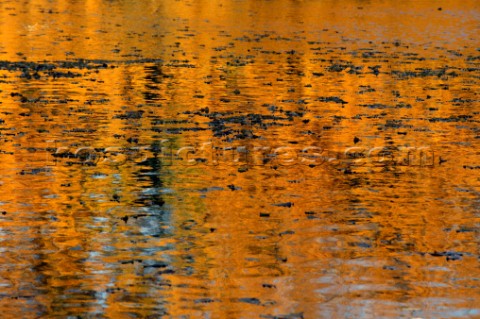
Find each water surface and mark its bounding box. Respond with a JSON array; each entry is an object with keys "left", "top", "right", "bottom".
[{"left": 0, "top": 0, "right": 479, "bottom": 318}]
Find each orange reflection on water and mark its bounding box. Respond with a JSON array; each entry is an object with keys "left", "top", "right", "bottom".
[{"left": 0, "top": 0, "right": 479, "bottom": 318}]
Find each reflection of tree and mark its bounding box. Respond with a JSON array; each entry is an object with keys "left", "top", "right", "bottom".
[
  {"left": 142, "top": 64, "right": 166, "bottom": 102},
  {"left": 135, "top": 140, "right": 165, "bottom": 208}
]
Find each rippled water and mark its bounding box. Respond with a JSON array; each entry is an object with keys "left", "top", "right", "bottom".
[{"left": 0, "top": 0, "right": 479, "bottom": 318}]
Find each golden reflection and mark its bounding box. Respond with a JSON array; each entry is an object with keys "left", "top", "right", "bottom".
[{"left": 0, "top": 0, "right": 479, "bottom": 318}]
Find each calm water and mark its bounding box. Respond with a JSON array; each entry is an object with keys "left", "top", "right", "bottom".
[{"left": 0, "top": 0, "right": 479, "bottom": 318}]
